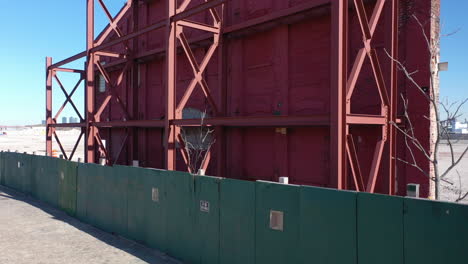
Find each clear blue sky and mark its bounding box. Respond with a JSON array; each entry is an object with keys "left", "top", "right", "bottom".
[{"left": 0, "top": 0, "right": 466, "bottom": 125}]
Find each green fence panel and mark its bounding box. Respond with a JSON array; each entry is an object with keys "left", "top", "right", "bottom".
[
  {"left": 76, "top": 163, "right": 89, "bottom": 222},
  {"left": 357, "top": 192, "right": 404, "bottom": 264},
  {"left": 255, "top": 181, "right": 300, "bottom": 264},
  {"left": 2, "top": 153, "right": 33, "bottom": 194},
  {"left": 34, "top": 156, "right": 60, "bottom": 207},
  {"left": 2, "top": 153, "right": 12, "bottom": 188},
  {"left": 404, "top": 198, "right": 468, "bottom": 264},
  {"left": 0, "top": 152, "right": 3, "bottom": 185},
  {"left": 220, "top": 178, "right": 255, "bottom": 264},
  {"left": 164, "top": 171, "right": 196, "bottom": 263},
  {"left": 79, "top": 163, "right": 128, "bottom": 236},
  {"left": 299, "top": 186, "right": 357, "bottom": 264},
  {"left": 58, "top": 159, "right": 78, "bottom": 216},
  {"left": 3, "top": 153, "right": 19, "bottom": 190},
  {"left": 18, "top": 154, "right": 32, "bottom": 194},
  {"left": 192, "top": 176, "right": 222, "bottom": 264},
  {"left": 30, "top": 155, "right": 45, "bottom": 200},
  {"left": 0, "top": 152, "right": 10, "bottom": 187},
  {"left": 125, "top": 166, "right": 167, "bottom": 250},
  {"left": 0, "top": 152, "right": 7, "bottom": 186}
]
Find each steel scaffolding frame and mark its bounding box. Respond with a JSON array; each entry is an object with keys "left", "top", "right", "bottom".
[{"left": 46, "top": 0, "right": 398, "bottom": 194}]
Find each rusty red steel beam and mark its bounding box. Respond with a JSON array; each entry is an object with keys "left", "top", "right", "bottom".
[
  {"left": 173, "top": 115, "right": 330, "bottom": 127},
  {"left": 166, "top": 0, "right": 178, "bottom": 171},
  {"left": 69, "top": 131, "right": 84, "bottom": 161},
  {"left": 95, "top": 51, "right": 126, "bottom": 59},
  {"left": 94, "top": 60, "right": 132, "bottom": 120},
  {"left": 53, "top": 75, "right": 84, "bottom": 121},
  {"left": 113, "top": 131, "right": 129, "bottom": 165},
  {"left": 330, "top": 0, "right": 348, "bottom": 190},
  {"left": 170, "top": 0, "right": 224, "bottom": 172},
  {"left": 347, "top": 0, "right": 386, "bottom": 100},
  {"left": 347, "top": 114, "right": 387, "bottom": 125},
  {"left": 54, "top": 68, "right": 85, "bottom": 74},
  {"left": 225, "top": 0, "right": 330, "bottom": 33},
  {"left": 343, "top": 0, "right": 395, "bottom": 195},
  {"left": 346, "top": 134, "right": 365, "bottom": 191},
  {"left": 387, "top": 0, "right": 398, "bottom": 195},
  {"left": 177, "top": 20, "right": 220, "bottom": 34},
  {"left": 176, "top": 29, "right": 220, "bottom": 116},
  {"left": 95, "top": 1, "right": 133, "bottom": 46},
  {"left": 49, "top": 123, "right": 87, "bottom": 128},
  {"left": 86, "top": 0, "right": 96, "bottom": 163},
  {"left": 50, "top": 115, "right": 330, "bottom": 128},
  {"left": 93, "top": 120, "right": 165, "bottom": 128},
  {"left": 46, "top": 57, "right": 53, "bottom": 157},
  {"left": 94, "top": 131, "right": 110, "bottom": 164},
  {"left": 53, "top": 131, "right": 69, "bottom": 160},
  {"left": 90, "top": 0, "right": 223, "bottom": 55},
  {"left": 97, "top": 0, "right": 125, "bottom": 38},
  {"left": 366, "top": 139, "right": 386, "bottom": 193},
  {"left": 50, "top": 0, "right": 331, "bottom": 71},
  {"left": 177, "top": 134, "right": 193, "bottom": 173},
  {"left": 49, "top": 51, "right": 87, "bottom": 70},
  {"left": 172, "top": 0, "right": 225, "bottom": 22}
]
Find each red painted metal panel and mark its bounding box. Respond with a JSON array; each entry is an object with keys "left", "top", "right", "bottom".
[{"left": 47, "top": 0, "right": 436, "bottom": 197}]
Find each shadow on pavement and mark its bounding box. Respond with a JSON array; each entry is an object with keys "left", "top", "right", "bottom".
[{"left": 0, "top": 185, "right": 182, "bottom": 264}]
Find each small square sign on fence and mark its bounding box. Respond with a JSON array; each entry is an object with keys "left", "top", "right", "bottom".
[
  {"left": 152, "top": 187, "right": 159, "bottom": 202},
  {"left": 270, "top": 210, "right": 284, "bottom": 231},
  {"left": 200, "top": 200, "right": 210, "bottom": 213}
]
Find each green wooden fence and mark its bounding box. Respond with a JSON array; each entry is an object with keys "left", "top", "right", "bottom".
[{"left": 1, "top": 152, "right": 467, "bottom": 264}]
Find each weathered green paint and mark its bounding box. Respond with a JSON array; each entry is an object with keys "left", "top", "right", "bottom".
[
  {"left": 17, "top": 154, "right": 32, "bottom": 194},
  {"left": 76, "top": 163, "right": 89, "bottom": 222},
  {"left": 357, "top": 192, "right": 404, "bottom": 264},
  {"left": 220, "top": 178, "right": 255, "bottom": 264},
  {"left": 299, "top": 186, "right": 357, "bottom": 264},
  {"left": 0, "top": 152, "right": 3, "bottom": 185},
  {"left": 404, "top": 198, "right": 468, "bottom": 264},
  {"left": 2, "top": 153, "right": 468, "bottom": 264},
  {"left": 164, "top": 171, "right": 196, "bottom": 263},
  {"left": 58, "top": 159, "right": 78, "bottom": 216},
  {"left": 3, "top": 153, "right": 25, "bottom": 191},
  {"left": 31, "top": 156, "right": 60, "bottom": 207},
  {"left": 124, "top": 166, "right": 167, "bottom": 250},
  {"left": 80, "top": 163, "right": 128, "bottom": 236},
  {"left": 256, "top": 181, "right": 300, "bottom": 264},
  {"left": 193, "top": 176, "right": 222, "bottom": 264}
]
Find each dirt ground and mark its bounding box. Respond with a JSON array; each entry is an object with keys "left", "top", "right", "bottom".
[
  {"left": 438, "top": 140, "right": 468, "bottom": 204},
  {"left": 0, "top": 128, "right": 467, "bottom": 203},
  {"left": 0, "top": 186, "right": 181, "bottom": 264},
  {"left": 0, "top": 128, "right": 84, "bottom": 162}
]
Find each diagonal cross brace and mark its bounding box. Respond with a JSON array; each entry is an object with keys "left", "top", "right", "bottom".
[
  {"left": 176, "top": 27, "right": 220, "bottom": 116},
  {"left": 53, "top": 75, "right": 84, "bottom": 121},
  {"left": 347, "top": 0, "right": 388, "bottom": 102},
  {"left": 95, "top": 60, "right": 131, "bottom": 120}
]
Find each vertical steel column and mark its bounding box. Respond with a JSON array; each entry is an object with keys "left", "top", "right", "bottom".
[
  {"left": 387, "top": 0, "right": 398, "bottom": 195},
  {"left": 131, "top": 1, "right": 140, "bottom": 164},
  {"left": 216, "top": 3, "right": 227, "bottom": 177},
  {"left": 330, "top": 0, "right": 348, "bottom": 189},
  {"left": 46, "top": 57, "right": 53, "bottom": 157},
  {"left": 86, "top": 0, "right": 96, "bottom": 163},
  {"left": 165, "top": 0, "right": 177, "bottom": 170}
]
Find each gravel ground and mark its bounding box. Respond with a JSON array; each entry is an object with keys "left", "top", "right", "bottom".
[
  {"left": 438, "top": 140, "right": 468, "bottom": 204},
  {"left": 0, "top": 186, "right": 182, "bottom": 264},
  {"left": 0, "top": 128, "right": 84, "bottom": 162}
]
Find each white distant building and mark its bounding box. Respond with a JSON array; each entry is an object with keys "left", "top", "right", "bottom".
[{"left": 454, "top": 121, "right": 468, "bottom": 134}]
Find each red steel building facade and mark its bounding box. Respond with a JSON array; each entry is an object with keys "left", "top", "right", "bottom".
[{"left": 46, "top": 0, "right": 438, "bottom": 197}]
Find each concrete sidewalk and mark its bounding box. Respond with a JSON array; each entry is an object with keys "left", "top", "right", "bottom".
[{"left": 0, "top": 186, "right": 182, "bottom": 264}]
